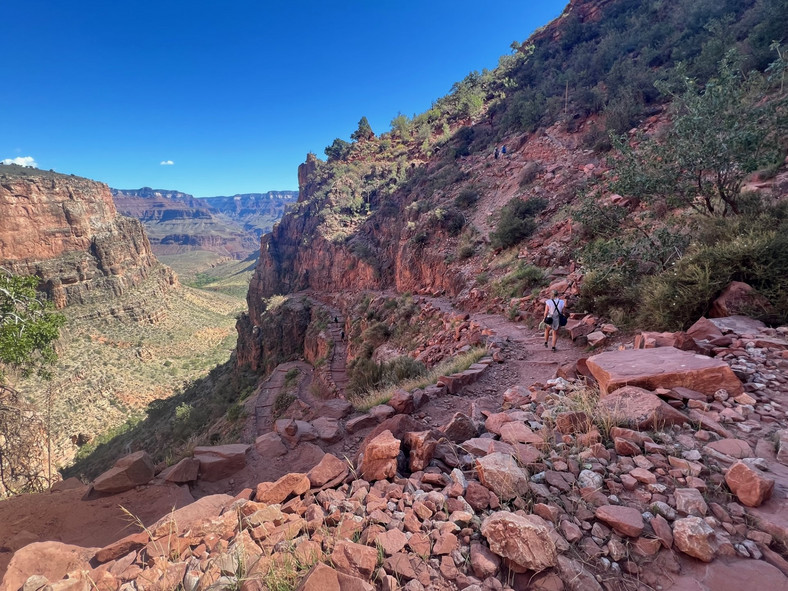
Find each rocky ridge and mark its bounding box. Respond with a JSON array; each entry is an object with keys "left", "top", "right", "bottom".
[
  {"left": 112, "top": 188, "right": 298, "bottom": 259},
  {"left": 0, "top": 165, "right": 177, "bottom": 318}
]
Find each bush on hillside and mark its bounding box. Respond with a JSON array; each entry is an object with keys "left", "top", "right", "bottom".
[
  {"left": 610, "top": 54, "right": 786, "bottom": 217},
  {"left": 492, "top": 263, "right": 547, "bottom": 298},
  {"left": 347, "top": 355, "right": 426, "bottom": 396},
  {"left": 490, "top": 197, "right": 547, "bottom": 249},
  {"left": 455, "top": 187, "right": 481, "bottom": 208}
]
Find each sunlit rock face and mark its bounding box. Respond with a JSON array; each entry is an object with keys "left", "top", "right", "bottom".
[{"left": 0, "top": 165, "right": 176, "bottom": 315}]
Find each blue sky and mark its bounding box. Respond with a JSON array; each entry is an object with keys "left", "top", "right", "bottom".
[{"left": 2, "top": 1, "right": 566, "bottom": 196}]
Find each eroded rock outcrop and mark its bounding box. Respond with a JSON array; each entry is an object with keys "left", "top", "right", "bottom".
[{"left": 0, "top": 165, "right": 176, "bottom": 317}]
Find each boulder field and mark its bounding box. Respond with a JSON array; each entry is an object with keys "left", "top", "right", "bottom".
[{"left": 3, "top": 316, "right": 788, "bottom": 590}]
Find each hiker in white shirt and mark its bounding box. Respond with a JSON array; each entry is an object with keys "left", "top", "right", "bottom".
[{"left": 543, "top": 290, "right": 566, "bottom": 351}]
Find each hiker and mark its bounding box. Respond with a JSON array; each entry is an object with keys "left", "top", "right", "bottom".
[
  {"left": 501, "top": 145, "right": 507, "bottom": 156},
  {"left": 494, "top": 146, "right": 500, "bottom": 160},
  {"left": 334, "top": 316, "right": 338, "bottom": 324},
  {"left": 340, "top": 329, "right": 345, "bottom": 341},
  {"left": 543, "top": 290, "right": 567, "bottom": 351}
]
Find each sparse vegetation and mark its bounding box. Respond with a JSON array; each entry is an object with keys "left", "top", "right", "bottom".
[
  {"left": 348, "top": 346, "right": 487, "bottom": 410},
  {"left": 491, "top": 262, "right": 548, "bottom": 299},
  {"left": 490, "top": 197, "right": 547, "bottom": 249}
]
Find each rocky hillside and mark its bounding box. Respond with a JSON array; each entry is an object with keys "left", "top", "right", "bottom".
[
  {"left": 238, "top": 0, "right": 788, "bottom": 373},
  {"left": 0, "top": 165, "right": 177, "bottom": 318},
  {"left": 112, "top": 187, "right": 298, "bottom": 260}
]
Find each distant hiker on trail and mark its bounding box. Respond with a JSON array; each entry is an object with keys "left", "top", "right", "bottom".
[
  {"left": 543, "top": 290, "right": 567, "bottom": 352},
  {"left": 340, "top": 329, "right": 345, "bottom": 341},
  {"left": 501, "top": 145, "right": 507, "bottom": 156},
  {"left": 494, "top": 147, "right": 500, "bottom": 160},
  {"left": 334, "top": 316, "right": 338, "bottom": 324}
]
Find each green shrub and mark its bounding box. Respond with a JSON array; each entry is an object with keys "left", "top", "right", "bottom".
[
  {"left": 490, "top": 197, "right": 546, "bottom": 249},
  {"left": 637, "top": 224, "right": 788, "bottom": 329},
  {"left": 362, "top": 321, "right": 391, "bottom": 347},
  {"left": 492, "top": 262, "right": 548, "bottom": 298},
  {"left": 458, "top": 244, "right": 476, "bottom": 259},
  {"left": 573, "top": 196, "right": 629, "bottom": 239},
  {"left": 455, "top": 187, "right": 481, "bottom": 208}
]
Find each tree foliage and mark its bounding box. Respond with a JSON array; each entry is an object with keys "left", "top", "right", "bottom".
[
  {"left": 610, "top": 54, "right": 786, "bottom": 216},
  {"left": 0, "top": 271, "right": 65, "bottom": 497},
  {"left": 324, "top": 138, "right": 351, "bottom": 162},
  {"left": 0, "top": 271, "right": 65, "bottom": 382},
  {"left": 351, "top": 116, "right": 374, "bottom": 142}
]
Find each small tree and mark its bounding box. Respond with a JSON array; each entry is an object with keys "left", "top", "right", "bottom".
[
  {"left": 351, "top": 116, "right": 374, "bottom": 142},
  {"left": 0, "top": 270, "right": 65, "bottom": 497},
  {"left": 324, "top": 138, "right": 351, "bottom": 162},
  {"left": 390, "top": 113, "right": 412, "bottom": 140},
  {"left": 611, "top": 53, "right": 785, "bottom": 217}
]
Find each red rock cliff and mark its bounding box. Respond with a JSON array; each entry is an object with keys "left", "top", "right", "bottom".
[{"left": 0, "top": 165, "right": 177, "bottom": 312}]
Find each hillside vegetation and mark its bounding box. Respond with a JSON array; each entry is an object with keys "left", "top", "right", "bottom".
[{"left": 265, "top": 0, "right": 787, "bottom": 332}]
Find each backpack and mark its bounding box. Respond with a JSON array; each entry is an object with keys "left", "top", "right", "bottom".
[{"left": 551, "top": 299, "right": 568, "bottom": 326}]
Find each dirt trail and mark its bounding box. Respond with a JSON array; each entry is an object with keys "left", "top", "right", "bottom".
[
  {"left": 240, "top": 291, "right": 586, "bottom": 445},
  {"left": 420, "top": 295, "right": 585, "bottom": 386}
]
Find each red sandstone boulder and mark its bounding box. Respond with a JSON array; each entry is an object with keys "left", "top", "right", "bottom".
[
  {"left": 317, "top": 399, "right": 353, "bottom": 419},
  {"left": 709, "top": 281, "right": 772, "bottom": 318},
  {"left": 709, "top": 315, "right": 767, "bottom": 335},
  {"left": 256, "top": 473, "right": 310, "bottom": 504},
  {"left": 1, "top": 541, "right": 98, "bottom": 591},
  {"left": 330, "top": 540, "right": 378, "bottom": 579},
  {"left": 635, "top": 331, "right": 697, "bottom": 351},
  {"left": 704, "top": 438, "right": 754, "bottom": 459},
  {"left": 470, "top": 541, "right": 501, "bottom": 578},
  {"left": 358, "top": 430, "right": 400, "bottom": 481},
  {"left": 475, "top": 452, "right": 529, "bottom": 500},
  {"left": 687, "top": 317, "right": 724, "bottom": 341},
  {"left": 403, "top": 430, "right": 437, "bottom": 472},
  {"left": 587, "top": 347, "right": 743, "bottom": 396},
  {"left": 311, "top": 416, "right": 343, "bottom": 443},
  {"left": 725, "top": 460, "right": 775, "bottom": 507},
  {"left": 597, "top": 386, "right": 689, "bottom": 430},
  {"left": 594, "top": 505, "right": 644, "bottom": 537},
  {"left": 255, "top": 432, "right": 289, "bottom": 457},
  {"left": 673, "top": 516, "right": 718, "bottom": 562},
  {"left": 296, "top": 561, "right": 374, "bottom": 591},
  {"left": 193, "top": 444, "right": 250, "bottom": 482},
  {"left": 160, "top": 457, "right": 200, "bottom": 483},
  {"left": 150, "top": 493, "right": 233, "bottom": 537},
  {"left": 441, "top": 412, "right": 478, "bottom": 442},
  {"left": 93, "top": 450, "right": 155, "bottom": 494},
  {"left": 307, "top": 453, "right": 348, "bottom": 488},
  {"left": 388, "top": 389, "right": 414, "bottom": 414},
  {"left": 481, "top": 511, "right": 557, "bottom": 572}
]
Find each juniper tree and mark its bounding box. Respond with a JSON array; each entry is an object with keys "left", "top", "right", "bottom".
[{"left": 611, "top": 52, "right": 786, "bottom": 217}]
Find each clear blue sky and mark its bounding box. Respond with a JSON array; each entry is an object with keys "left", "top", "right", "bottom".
[{"left": 1, "top": 1, "right": 566, "bottom": 197}]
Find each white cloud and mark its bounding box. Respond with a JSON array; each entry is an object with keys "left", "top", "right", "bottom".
[
  {"left": 160, "top": 160, "right": 174, "bottom": 166},
  {"left": 2, "top": 156, "right": 38, "bottom": 168}
]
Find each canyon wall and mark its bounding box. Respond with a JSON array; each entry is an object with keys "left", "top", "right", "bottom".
[{"left": 0, "top": 165, "right": 177, "bottom": 316}]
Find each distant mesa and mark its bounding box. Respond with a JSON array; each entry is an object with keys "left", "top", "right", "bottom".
[{"left": 111, "top": 187, "right": 298, "bottom": 259}]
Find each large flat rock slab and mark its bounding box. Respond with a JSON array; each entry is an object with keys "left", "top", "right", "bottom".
[
  {"left": 587, "top": 347, "right": 742, "bottom": 396},
  {"left": 708, "top": 315, "right": 766, "bottom": 335}
]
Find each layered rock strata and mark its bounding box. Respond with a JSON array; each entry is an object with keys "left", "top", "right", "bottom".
[{"left": 0, "top": 165, "right": 176, "bottom": 315}]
